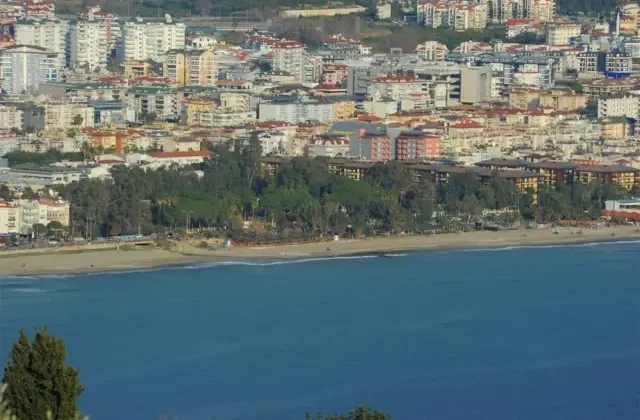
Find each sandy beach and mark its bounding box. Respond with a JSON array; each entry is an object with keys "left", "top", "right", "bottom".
[{"left": 1, "top": 226, "right": 638, "bottom": 276}]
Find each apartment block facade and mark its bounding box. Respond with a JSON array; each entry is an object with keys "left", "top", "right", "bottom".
[
  {"left": 123, "top": 19, "right": 186, "bottom": 62},
  {"left": 0, "top": 45, "right": 59, "bottom": 95},
  {"left": 163, "top": 49, "right": 218, "bottom": 86},
  {"left": 271, "top": 40, "right": 306, "bottom": 82},
  {"left": 70, "top": 18, "right": 109, "bottom": 70},
  {"left": 14, "top": 19, "right": 69, "bottom": 68}
]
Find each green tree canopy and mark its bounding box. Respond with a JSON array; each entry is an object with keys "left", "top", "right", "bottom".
[{"left": 2, "top": 328, "right": 84, "bottom": 420}]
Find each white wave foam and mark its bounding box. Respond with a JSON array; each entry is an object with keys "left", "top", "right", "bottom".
[
  {"left": 7, "top": 287, "right": 49, "bottom": 293},
  {"left": 456, "top": 239, "right": 640, "bottom": 253},
  {"left": 0, "top": 254, "right": 380, "bottom": 280},
  {"left": 181, "top": 254, "right": 379, "bottom": 270}
]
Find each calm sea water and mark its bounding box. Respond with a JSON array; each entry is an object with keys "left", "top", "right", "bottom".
[{"left": 1, "top": 242, "right": 639, "bottom": 420}]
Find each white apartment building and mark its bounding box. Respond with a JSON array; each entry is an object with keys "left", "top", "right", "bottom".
[
  {"left": 526, "top": 0, "right": 554, "bottom": 22},
  {"left": 417, "top": 1, "right": 488, "bottom": 31},
  {"left": 70, "top": 18, "right": 109, "bottom": 70},
  {"left": 0, "top": 198, "right": 70, "bottom": 234},
  {"left": 163, "top": 49, "right": 218, "bottom": 86},
  {"left": 259, "top": 99, "right": 334, "bottom": 124},
  {"left": 368, "top": 74, "right": 425, "bottom": 101},
  {"left": 0, "top": 200, "right": 21, "bottom": 234},
  {"left": 415, "top": 41, "right": 449, "bottom": 61},
  {"left": 44, "top": 103, "right": 95, "bottom": 130},
  {"left": 0, "top": 106, "right": 24, "bottom": 130},
  {"left": 0, "top": 45, "right": 60, "bottom": 95},
  {"left": 271, "top": 40, "right": 306, "bottom": 82},
  {"left": 15, "top": 19, "right": 69, "bottom": 68},
  {"left": 546, "top": 22, "right": 581, "bottom": 46},
  {"left": 597, "top": 94, "right": 639, "bottom": 119},
  {"left": 123, "top": 18, "right": 186, "bottom": 62}
]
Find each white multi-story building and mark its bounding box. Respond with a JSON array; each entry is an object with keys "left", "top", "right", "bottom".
[
  {"left": 44, "top": 103, "right": 95, "bottom": 130},
  {"left": 163, "top": 49, "right": 218, "bottom": 86},
  {"left": 70, "top": 18, "right": 109, "bottom": 70},
  {"left": 526, "top": 0, "right": 554, "bottom": 22},
  {"left": 546, "top": 22, "right": 581, "bottom": 45},
  {"left": 597, "top": 94, "right": 639, "bottom": 119},
  {"left": 0, "top": 45, "right": 60, "bottom": 95},
  {"left": 259, "top": 99, "right": 334, "bottom": 123},
  {"left": 271, "top": 40, "right": 306, "bottom": 82},
  {"left": 123, "top": 17, "right": 186, "bottom": 62},
  {"left": 415, "top": 41, "right": 449, "bottom": 61},
  {"left": 0, "top": 106, "right": 24, "bottom": 130},
  {"left": 0, "top": 201, "right": 22, "bottom": 234},
  {"left": 79, "top": 6, "right": 120, "bottom": 59},
  {"left": 15, "top": 19, "right": 69, "bottom": 68},
  {"left": 368, "top": 74, "right": 425, "bottom": 101},
  {"left": 14, "top": 198, "right": 69, "bottom": 234},
  {"left": 417, "top": 1, "right": 488, "bottom": 31}
]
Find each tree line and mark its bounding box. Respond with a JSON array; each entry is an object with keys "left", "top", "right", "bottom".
[
  {"left": 1, "top": 328, "right": 390, "bottom": 420},
  {"left": 48, "top": 135, "right": 636, "bottom": 240}
]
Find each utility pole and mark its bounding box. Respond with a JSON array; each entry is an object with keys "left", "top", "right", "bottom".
[{"left": 182, "top": 210, "right": 194, "bottom": 235}]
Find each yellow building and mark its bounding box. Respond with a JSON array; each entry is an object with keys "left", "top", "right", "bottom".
[
  {"left": 601, "top": 118, "right": 629, "bottom": 139},
  {"left": 574, "top": 165, "right": 640, "bottom": 190},
  {"left": 332, "top": 100, "right": 356, "bottom": 121},
  {"left": 220, "top": 92, "right": 251, "bottom": 113},
  {"left": 508, "top": 88, "right": 540, "bottom": 109},
  {"left": 163, "top": 49, "right": 218, "bottom": 87},
  {"left": 124, "top": 60, "right": 153, "bottom": 79},
  {"left": 183, "top": 97, "right": 217, "bottom": 126},
  {"left": 539, "top": 90, "right": 587, "bottom": 111}
]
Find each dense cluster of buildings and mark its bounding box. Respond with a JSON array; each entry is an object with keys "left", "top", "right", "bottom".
[
  {"left": 0, "top": 197, "right": 70, "bottom": 234},
  {"left": 0, "top": 1, "right": 639, "bottom": 236},
  {"left": 417, "top": 0, "right": 555, "bottom": 31}
]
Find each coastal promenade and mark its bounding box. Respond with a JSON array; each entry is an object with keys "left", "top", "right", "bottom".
[{"left": 1, "top": 226, "right": 638, "bottom": 276}]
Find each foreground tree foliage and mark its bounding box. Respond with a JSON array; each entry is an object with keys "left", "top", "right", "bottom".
[
  {"left": 2, "top": 328, "right": 84, "bottom": 420},
  {"left": 306, "top": 406, "right": 391, "bottom": 420}
]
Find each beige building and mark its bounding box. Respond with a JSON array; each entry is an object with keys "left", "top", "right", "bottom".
[
  {"left": 280, "top": 5, "right": 366, "bottom": 18},
  {"left": 508, "top": 88, "right": 541, "bottom": 109},
  {"left": 539, "top": 90, "right": 587, "bottom": 111},
  {"left": 124, "top": 60, "right": 154, "bottom": 78},
  {"left": 415, "top": 41, "right": 449, "bottom": 61},
  {"left": 163, "top": 49, "right": 218, "bottom": 86},
  {"left": 0, "top": 200, "right": 22, "bottom": 234},
  {"left": 0, "top": 105, "right": 24, "bottom": 130},
  {"left": 220, "top": 92, "right": 251, "bottom": 113},
  {"left": 417, "top": 1, "right": 488, "bottom": 31},
  {"left": 526, "top": 0, "right": 554, "bottom": 22},
  {"left": 44, "top": 102, "right": 95, "bottom": 130},
  {"left": 460, "top": 66, "right": 491, "bottom": 104},
  {"left": 546, "top": 22, "right": 581, "bottom": 45}
]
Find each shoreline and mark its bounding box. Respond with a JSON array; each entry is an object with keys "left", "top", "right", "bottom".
[{"left": 1, "top": 226, "right": 639, "bottom": 277}]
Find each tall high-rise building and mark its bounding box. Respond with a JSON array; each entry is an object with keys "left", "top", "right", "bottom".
[
  {"left": 271, "top": 40, "right": 306, "bottom": 82},
  {"left": 70, "top": 18, "right": 109, "bottom": 70},
  {"left": 123, "top": 17, "right": 186, "bottom": 62},
  {"left": 14, "top": 19, "right": 69, "bottom": 68},
  {"left": 163, "top": 49, "right": 218, "bottom": 86},
  {"left": 0, "top": 45, "right": 59, "bottom": 95}
]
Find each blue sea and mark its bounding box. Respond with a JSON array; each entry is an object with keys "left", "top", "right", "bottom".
[{"left": 1, "top": 241, "right": 639, "bottom": 420}]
